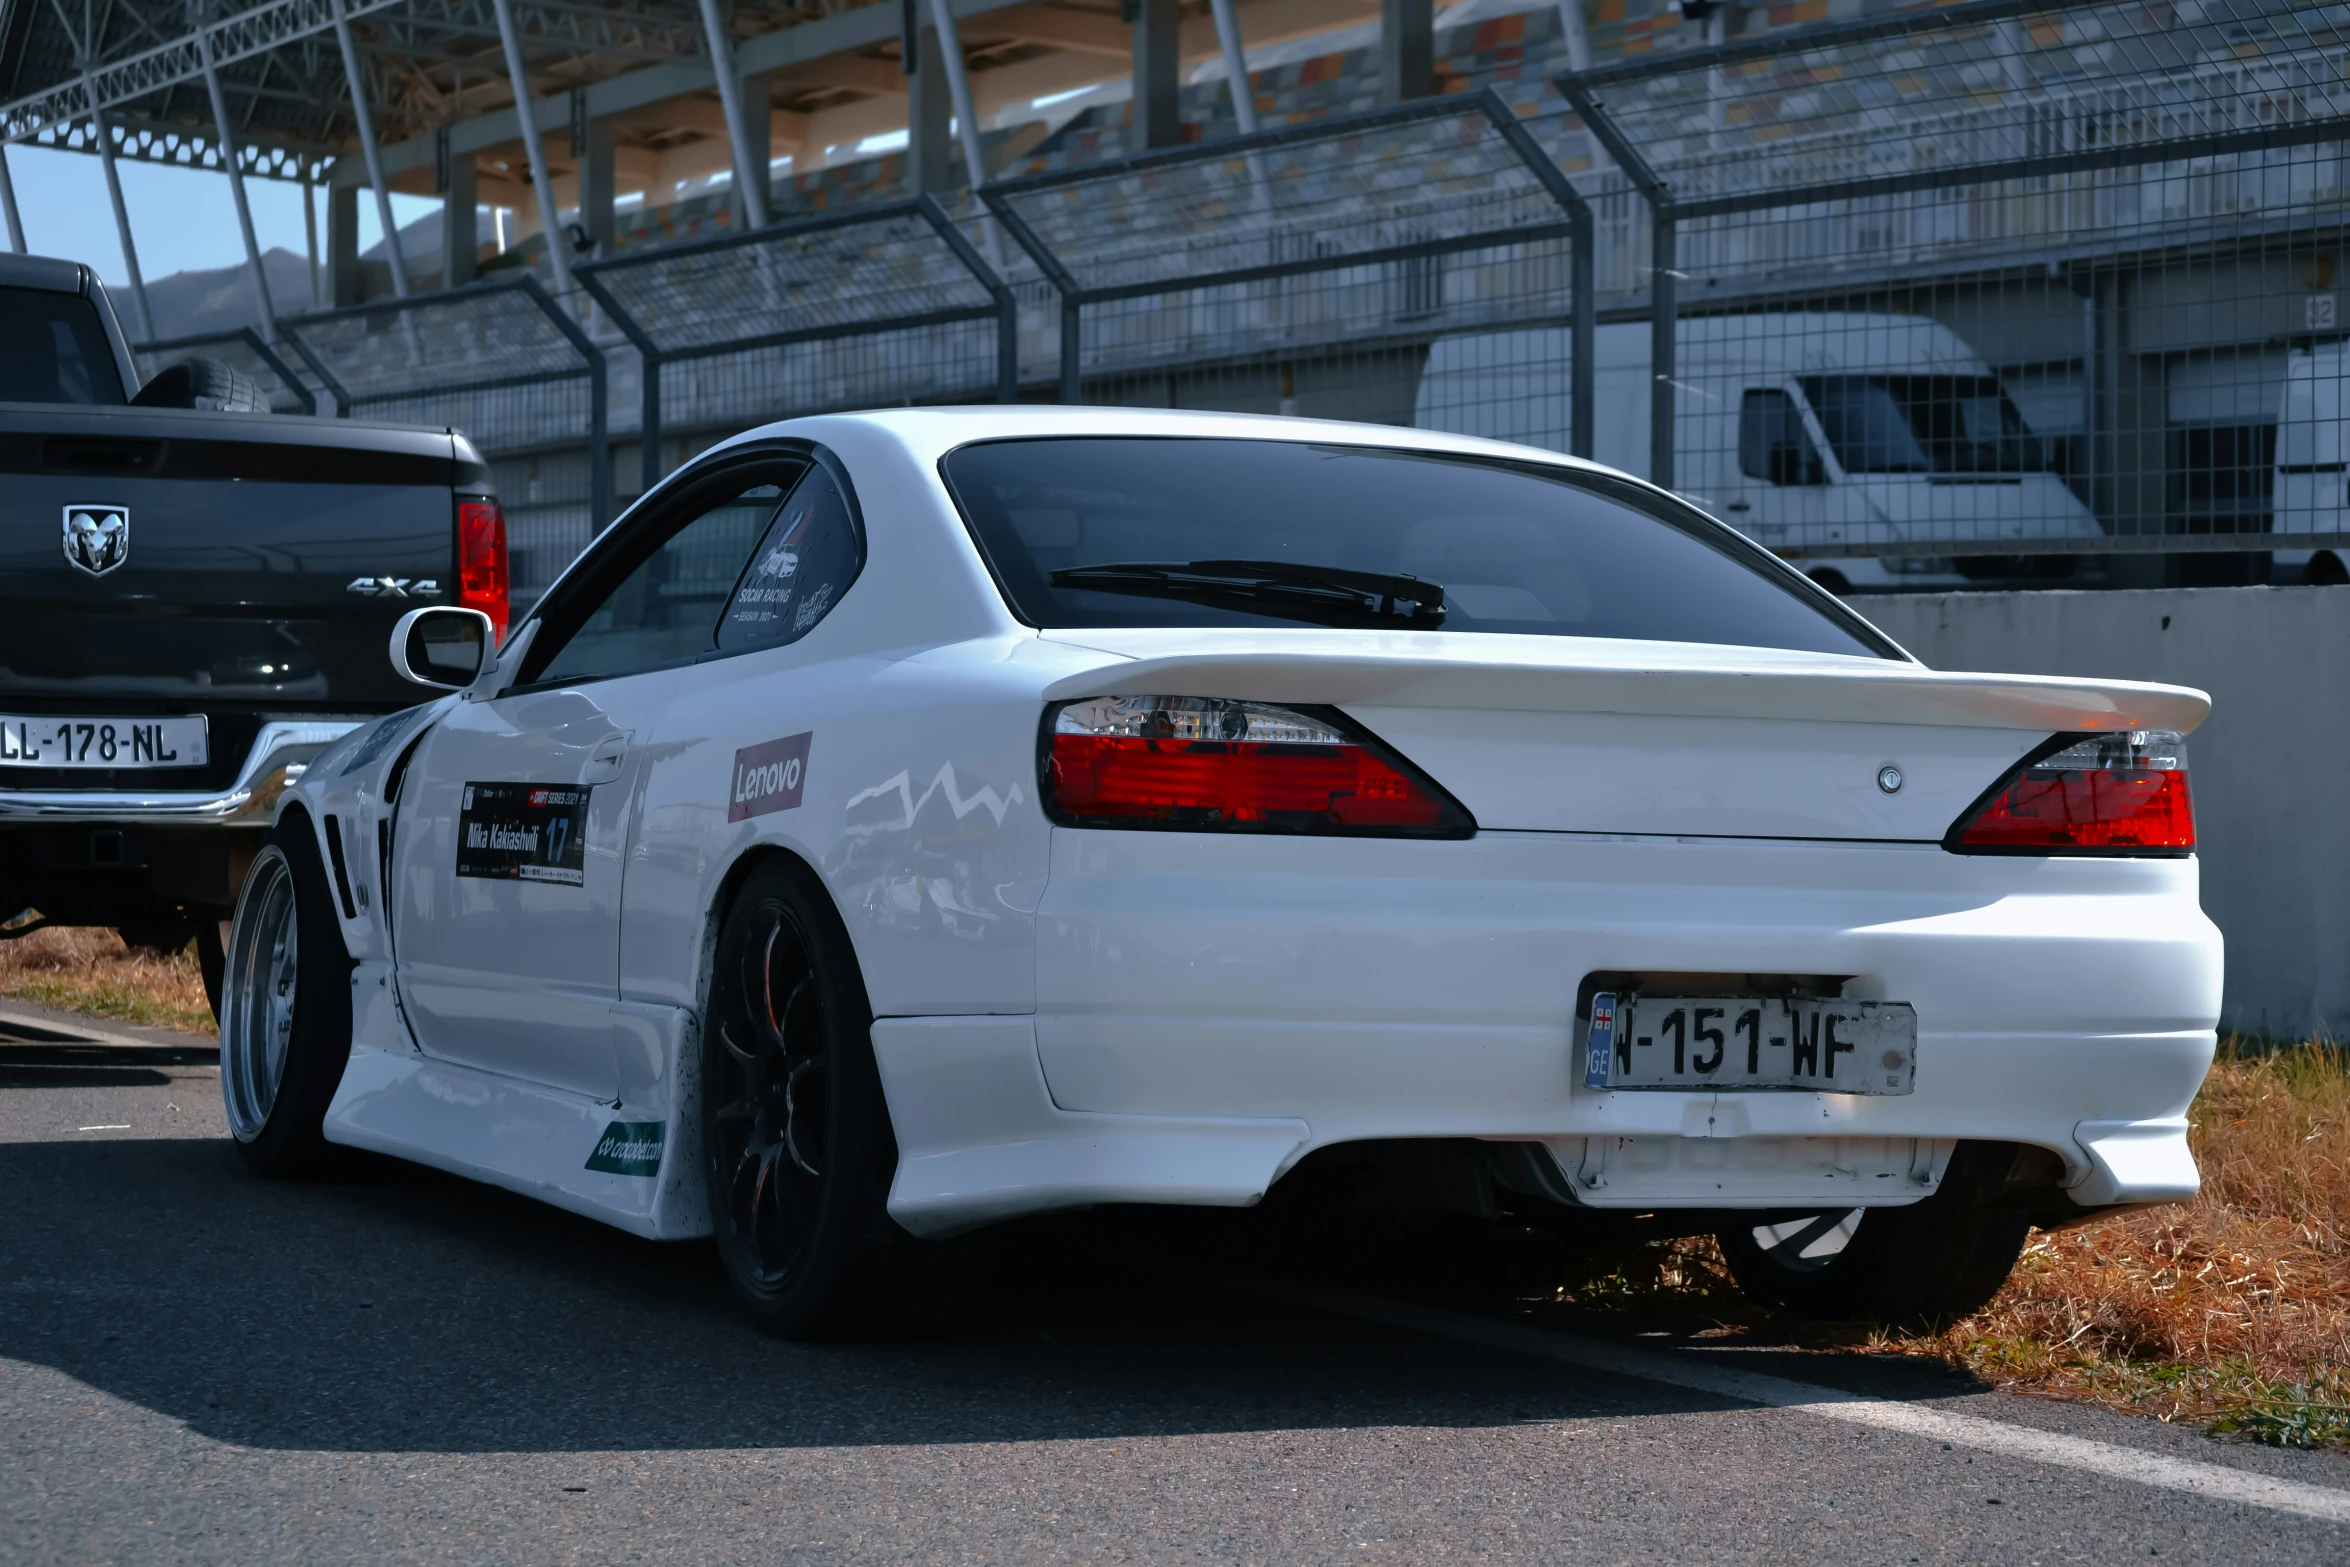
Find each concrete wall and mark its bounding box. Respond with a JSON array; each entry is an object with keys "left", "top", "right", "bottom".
[{"left": 1850, "top": 587, "right": 2350, "bottom": 1042}]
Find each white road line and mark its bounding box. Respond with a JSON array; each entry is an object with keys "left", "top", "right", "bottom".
[
  {"left": 77, "top": 1124, "right": 130, "bottom": 1132},
  {"left": 1269, "top": 1284, "right": 2350, "bottom": 1528}
]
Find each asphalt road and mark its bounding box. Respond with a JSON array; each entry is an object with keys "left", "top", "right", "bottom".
[{"left": 5, "top": 1002, "right": 2348, "bottom": 1566}]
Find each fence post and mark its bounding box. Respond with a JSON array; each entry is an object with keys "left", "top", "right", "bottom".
[
  {"left": 915, "top": 196, "right": 1020, "bottom": 403},
  {"left": 981, "top": 190, "right": 1082, "bottom": 403},
  {"left": 575, "top": 264, "right": 663, "bottom": 498},
  {"left": 1558, "top": 78, "right": 1673, "bottom": 487},
  {"left": 245, "top": 329, "right": 316, "bottom": 416},
  {"left": 518, "top": 276, "right": 613, "bottom": 527},
  {"left": 274, "top": 322, "right": 351, "bottom": 418},
  {"left": 233, "top": 327, "right": 318, "bottom": 416},
  {"left": 1477, "top": 88, "right": 1595, "bottom": 460}
]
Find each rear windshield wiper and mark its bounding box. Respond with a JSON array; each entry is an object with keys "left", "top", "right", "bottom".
[{"left": 1047, "top": 558, "right": 1445, "bottom": 629}]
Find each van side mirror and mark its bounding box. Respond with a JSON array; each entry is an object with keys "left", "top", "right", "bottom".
[{"left": 390, "top": 606, "right": 494, "bottom": 689}]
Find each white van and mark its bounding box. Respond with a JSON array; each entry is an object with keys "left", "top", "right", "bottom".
[
  {"left": 1414, "top": 312, "right": 2104, "bottom": 592},
  {"left": 2272, "top": 343, "right": 2350, "bottom": 585}
]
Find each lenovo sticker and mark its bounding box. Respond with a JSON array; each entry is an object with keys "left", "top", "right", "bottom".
[
  {"left": 729, "top": 733, "right": 811, "bottom": 822},
  {"left": 456, "top": 781, "right": 590, "bottom": 885}
]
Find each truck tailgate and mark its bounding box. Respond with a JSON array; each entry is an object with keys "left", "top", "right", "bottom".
[{"left": 0, "top": 405, "right": 469, "bottom": 792}]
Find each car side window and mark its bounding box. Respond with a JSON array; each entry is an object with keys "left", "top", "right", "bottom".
[
  {"left": 715, "top": 464, "right": 862, "bottom": 653},
  {"left": 1739, "top": 389, "right": 1824, "bottom": 486},
  {"left": 527, "top": 474, "right": 794, "bottom": 687}
]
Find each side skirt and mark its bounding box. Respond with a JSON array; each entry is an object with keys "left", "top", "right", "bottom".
[{"left": 324, "top": 964, "right": 710, "bottom": 1241}]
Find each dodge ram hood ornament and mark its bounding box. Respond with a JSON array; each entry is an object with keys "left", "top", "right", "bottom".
[{"left": 63, "top": 504, "right": 129, "bottom": 577}]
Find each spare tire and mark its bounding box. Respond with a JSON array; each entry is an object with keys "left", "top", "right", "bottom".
[{"left": 132, "top": 356, "right": 266, "bottom": 413}]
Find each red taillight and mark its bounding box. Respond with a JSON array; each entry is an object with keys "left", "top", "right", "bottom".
[
  {"left": 456, "top": 497, "right": 509, "bottom": 643},
  {"left": 1044, "top": 696, "right": 1472, "bottom": 837},
  {"left": 1950, "top": 730, "right": 2194, "bottom": 853}
]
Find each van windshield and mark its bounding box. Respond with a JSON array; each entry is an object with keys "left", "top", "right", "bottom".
[
  {"left": 941, "top": 437, "right": 1893, "bottom": 659},
  {"left": 1798, "top": 375, "right": 2046, "bottom": 474}
]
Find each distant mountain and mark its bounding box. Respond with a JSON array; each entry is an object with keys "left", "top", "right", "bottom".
[{"left": 131, "top": 248, "right": 318, "bottom": 343}]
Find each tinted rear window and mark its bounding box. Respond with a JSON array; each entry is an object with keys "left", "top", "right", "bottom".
[
  {"left": 0, "top": 287, "right": 123, "bottom": 405},
  {"left": 942, "top": 437, "right": 1890, "bottom": 658}
]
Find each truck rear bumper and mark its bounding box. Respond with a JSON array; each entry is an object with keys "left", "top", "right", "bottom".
[{"left": 0, "top": 719, "right": 360, "bottom": 826}]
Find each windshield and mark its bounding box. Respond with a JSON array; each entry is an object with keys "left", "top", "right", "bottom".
[
  {"left": 941, "top": 437, "right": 1892, "bottom": 658},
  {"left": 0, "top": 287, "right": 125, "bottom": 405},
  {"left": 1798, "top": 375, "right": 2046, "bottom": 474}
]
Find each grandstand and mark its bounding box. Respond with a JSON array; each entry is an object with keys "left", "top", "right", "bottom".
[{"left": 6, "top": 0, "right": 2347, "bottom": 597}]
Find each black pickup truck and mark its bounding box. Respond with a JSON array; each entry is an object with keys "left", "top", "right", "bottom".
[{"left": 0, "top": 251, "right": 504, "bottom": 1009}]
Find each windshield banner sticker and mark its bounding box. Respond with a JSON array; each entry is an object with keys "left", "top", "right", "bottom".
[
  {"left": 456, "top": 782, "right": 590, "bottom": 885},
  {"left": 585, "top": 1120, "right": 664, "bottom": 1177},
  {"left": 729, "top": 733, "right": 812, "bottom": 822}
]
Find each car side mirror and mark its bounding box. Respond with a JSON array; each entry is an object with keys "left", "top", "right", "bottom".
[{"left": 390, "top": 606, "right": 494, "bottom": 689}]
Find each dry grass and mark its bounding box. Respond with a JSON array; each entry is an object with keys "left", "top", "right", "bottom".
[
  {"left": 1911, "top": 1041, "right": 2350, "bottom": 1447},
  {"left": 1501, "top": 1041, "right": 2350, "bottom": 1448},
  {"left": 0, "top": 924, "right": 216, "bottom": 1036}
]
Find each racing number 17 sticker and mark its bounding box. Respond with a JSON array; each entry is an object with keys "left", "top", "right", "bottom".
[{"left": 456, "top": 782, "right": 591, "bottom": 885}]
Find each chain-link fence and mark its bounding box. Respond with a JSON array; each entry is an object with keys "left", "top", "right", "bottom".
[
  {"left": 578, "top": 195, "right": 1016, "bottom": 501},
  {"left": 253, "top": 0, "right": 2350, "bottom": 596},
  {"left": 1556, "top": 0, "right": 2350, "bottom": 590},
  {"left": 982, "top": 86, "right": 1595, "bottom": 449},
  {"left": 278, "top": 275, "right": 609, "bottom": 606}
]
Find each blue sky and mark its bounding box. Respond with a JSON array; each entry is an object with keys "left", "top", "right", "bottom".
[{"left": 7, "top": 144, "right": 437, "bottom": 284}]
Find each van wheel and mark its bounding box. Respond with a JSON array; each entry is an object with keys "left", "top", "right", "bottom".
[
  {"left": 702, "top": 859, "right": 953, "bottom": 1339},
  {"left": 1807, "top": 568, "right": 1852, "bottom": 595},
  {"left": 219, "top": 815, "right": 354, "bottom": 1176},
  {"left": 2310, "top": 551, "right": 2348, "bottom": 586},
  {"left": 1714, "top": 1145, "right": 2031, "bottom": 1327}
]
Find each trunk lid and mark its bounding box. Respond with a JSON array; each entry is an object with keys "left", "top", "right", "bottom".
[{"left": 1036, "top": 627, "right": 2209, "bottom": 842}]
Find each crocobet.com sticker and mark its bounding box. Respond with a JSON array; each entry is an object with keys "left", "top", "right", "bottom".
[
  {"left": 729, "top": 732, "right": 812, "bottom": 822},
  {"left": 456, "top": 781, "right": 590, "bottom": 885},
  {"left": 584, "top": 1120, "right": 664, "bottom": 1177}
]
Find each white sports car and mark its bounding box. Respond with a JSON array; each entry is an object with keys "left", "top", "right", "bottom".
[{"left": 223, "top": 407, "right": 2221, "bottom": 1335}]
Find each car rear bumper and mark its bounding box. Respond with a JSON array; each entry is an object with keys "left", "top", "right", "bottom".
[{"left": 872, "top": 828, "right": 2220, "bottom": 1234}]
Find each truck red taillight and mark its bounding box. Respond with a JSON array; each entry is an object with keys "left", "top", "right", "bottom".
[
  {"left": 1043, "top": 697, "right": 1473, "bottom": 838},
  {"left": 456, "top": 497, "right": 509, "bottom": 643},
  {"left": 1948, "top": 730, "right": 2194, "bottom": 854}
]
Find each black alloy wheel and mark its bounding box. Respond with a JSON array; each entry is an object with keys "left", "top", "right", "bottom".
[
  {"left": 1714, "top": 1143, "right": 2033, "bottom": 1328},
  {"left": 701, "top": 859, "right": 948, "bottom": 1338}
]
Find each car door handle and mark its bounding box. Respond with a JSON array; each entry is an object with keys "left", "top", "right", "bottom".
[
  {"left": 1727, "top": 502, "right": 1753, "bottom": 513},
  {"left": 581, "top": 731, "right": 632, "bottom": 786}
]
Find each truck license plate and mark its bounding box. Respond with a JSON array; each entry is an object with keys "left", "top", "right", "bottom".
[
  {"left": 1584, "top": 993, "right": 1916, "bottom": 1094},
  {"left": 0, "top": 715, "right": 209, "bottom": 769}
]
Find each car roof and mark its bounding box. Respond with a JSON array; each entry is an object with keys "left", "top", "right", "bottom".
[{"left": 719, "top": 404, "right": 1627, "bottom": 482}]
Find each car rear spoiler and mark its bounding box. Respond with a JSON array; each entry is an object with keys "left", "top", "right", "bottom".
[{"left": 1036, "top": 643, "right": 2211, "bottom": 736}]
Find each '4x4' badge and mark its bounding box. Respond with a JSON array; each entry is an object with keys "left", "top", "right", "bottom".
[{"left": 63, "top": 504, "right": 128, "bottom": 576}]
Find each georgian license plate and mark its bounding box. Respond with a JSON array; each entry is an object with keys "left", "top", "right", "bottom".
[
  {"left": 1583, "top": 993, "right": 1916, "bottom": 1095},
  {"left": 0, "top": 714, "right": 208, "bottom": 769}
]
